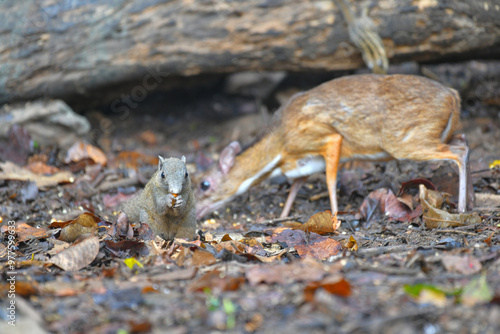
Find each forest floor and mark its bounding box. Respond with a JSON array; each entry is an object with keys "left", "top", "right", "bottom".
[{"left": 1, "top": 70, "right": 500, "bottom": 334}]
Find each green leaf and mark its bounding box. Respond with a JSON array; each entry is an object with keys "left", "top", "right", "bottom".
[
  {"left": 204, "top": 288, "right": 220, "bottom": 311},
  {"left": 460, "top": 275, "right": 493, "bottom": 306},
  {"left": 223, "top": 298, "right": 235, "bottom": 314},
  {"left": 403, "top": 284, "right": 446, "bottom": 297},
  {"left": 223, "top": 299, "right": 236, "bottom": 329}
]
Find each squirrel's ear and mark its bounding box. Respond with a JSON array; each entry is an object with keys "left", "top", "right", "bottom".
[
  {"left": 158, "top": 156, "right": 165, "bottom": 169},
  {"left": 181, "top": 156, "right": 186, "bottom": 163},
  {"left": 219, "top": 141, "right": 241, "bottom": 175}
]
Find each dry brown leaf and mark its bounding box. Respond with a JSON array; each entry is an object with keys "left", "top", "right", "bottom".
[
  {"left": 268, "top": 228, "right": 342, "bottom": 260},
  {"left": 304, "top": 275, "right": 351, "bottom": 301},
  {"left": 128, "top": 320, "right": 152, "bottom": 333},
  {"left": 39, "top": 280, "right": 87, "bottom": 296},
  {"left": 111, "top": 151, "right": 158, "bottom": 169},
  {"left": 103, "top": 192, "right": 135, "bottom": 209},
  {"left": 174, "top": 246, "right": 192, "bottom": 267},
  {"left": 420, "top": 185, "right": 481, "bottom": 228},
  {"left": 65, "top": 141, "right": 107, "bottom": 166},
  {"left": 297, "top": 211, "right": 337, "bottom": 234},
  {"left": 0, "top": 243, "right": 6, "bottom": 259},
  {"left": 295, "top": 237, "right": 342, "bottom": 260},
  {"left": 47, "top": 239, "right": 71, "bottom": 256},
  {"left": 150, "top": 268, "right": 198, "bottom": 282},
  {"left": 0, "top": 281, "right": 39, "bottom": 297},
  {"left": 246, "top": 259, "right": 329, "bottom": 286},
  {"left": 342, "top": 236, "right": 359, "bottom": 251},
  {"left": 442, "top": 255, "right": 482, "bottom": 275},
  {"left": 191, "top": 249, "right": 217, "bottom": 266},
  {"left": 58, "top": 213, "right": 100, "bottom": 243},
  {"left": 0, "top": 161, "right": 74, "bottom": 189},
  {"left": 26, "top": 160, "right": 60, "bottom": 175},
  {"left": 47, "top": 236, "right": 99, "bottom": 271},
  {"left": 269, "top": 228, "right": 308, "bottom": 246},
  {"left": 360, "top": 188, "right": 418, "bottom": 223},
  {"left": 213, "top": 240, "right": 247, "bottom": 254},
  {"left": 1, "top": 222, "right": 52, "bottom": 242},
  {"left": 138, "top": 130, "right": 158, "bottom": 145},
  {"left": 244, "top": 313, "right": 264, "bottom": 333},
  {"left": 188, "top": 270, "right": 244, "bottom": 292},
  {"left": 104, "top": 240, "right": 149, "bottom": 258}
]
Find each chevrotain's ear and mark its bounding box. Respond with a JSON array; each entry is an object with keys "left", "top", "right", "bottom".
[
  {"left": 219, "top": 141, "right": 241, "bottom": 175},
  {"left": 181, "top": 156, "right": 186, "bottom": 163},
  {"left": 158, "top": 156, "right": 165, "bottom": 170}
]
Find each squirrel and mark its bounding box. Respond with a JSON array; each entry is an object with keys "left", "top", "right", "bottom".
[
  {"left": 334, "top": 0, "right": 389, "bottom": 74},
  {"left": 119, "top": 156, "right": 197, "bottom": 241}
]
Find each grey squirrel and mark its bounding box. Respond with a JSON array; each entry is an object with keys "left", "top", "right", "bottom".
[{"left": 119, "top": 156, "right": 197, "bottom": 240}]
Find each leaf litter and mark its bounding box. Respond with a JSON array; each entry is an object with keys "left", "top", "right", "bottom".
[{"left": 0, "top": 98, "right": 499, "bottom": 333}]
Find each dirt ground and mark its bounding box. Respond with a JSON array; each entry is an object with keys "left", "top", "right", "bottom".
[{"left": 1, "top": 68, "right": 500, "bottom": 334}]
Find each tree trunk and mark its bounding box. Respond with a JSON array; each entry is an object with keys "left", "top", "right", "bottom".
[{"left": 1, "top": 0, "right": 499, "bottom": 105}]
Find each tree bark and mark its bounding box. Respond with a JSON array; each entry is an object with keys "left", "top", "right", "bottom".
[{"left": 1, "top": 0, "right": 499, "bottom": 105}]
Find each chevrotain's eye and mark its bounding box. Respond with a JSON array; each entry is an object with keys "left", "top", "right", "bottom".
[
  {"left": 200, "top": 180, "right": 210, "bottom": 191},
  {"left": 161, "top": 172, "right": 165, "bottom": 179}
]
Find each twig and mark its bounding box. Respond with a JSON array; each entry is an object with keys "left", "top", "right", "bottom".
[
  {"left": 96, "top": 176, "right": 139, "bottom": 193},
  {"left": 454, "top": 223, "right": 484, "bottom": 230},
  {"left": 355, "top": 263, "right": 420, "bottom": 276},
  {"left": 258, "top": 215, "right": 302, "bottom": 225},
  {"left": 309, "top": 191, "right": 328, "bottom": 201},
  {"left": 470, "top": 168, "right": 493, "bottom": 175},
  {"left": 356, "top": 245, "right": 414, "bottom": 257},
  {"left": 435, "top": 229, "right": 478, "bottom": 236}
]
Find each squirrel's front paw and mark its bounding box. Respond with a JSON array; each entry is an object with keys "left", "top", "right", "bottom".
[
  {"left": 172, "top": 195, "right": 184, "bottom": 208},
  {"left": 166, "top": 193, "right": 184, "bottom": 208}
]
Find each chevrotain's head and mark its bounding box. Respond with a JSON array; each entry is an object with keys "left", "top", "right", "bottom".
[
  {"left": 157, "top": 156, "right": 190, "bottom": 194},
  {"left": 194, "top": 141, "right": 242, "bottom": 219}
]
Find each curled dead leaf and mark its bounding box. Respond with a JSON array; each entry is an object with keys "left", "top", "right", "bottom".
[
  {"left": 55, "top": 212, "right": 100, "bottom": 243},
  {"left": 360, "top": 188, "right": 419, "bottom": 224},
  {"left": 47, "top": 236, "right": 99, "bottom": 271},
  {"left": 420, "top": 185, "right": 481, "bottom": 228},
  {"left": 342, "top": 236, "right": 358, "bottom": 251},
  {"left": 65, "top": 141, "right": 107, "bottom": 166}
]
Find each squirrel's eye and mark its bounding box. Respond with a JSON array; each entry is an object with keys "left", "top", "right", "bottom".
[
  {"left": 200, "top": 181, "right": 210, "bottom": 191},
  {"left": 161, "top": 172, "right": 165, "bottom": 179},
  {"left": 185, "top": 171, "right": 188, "bottom": 179}
]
